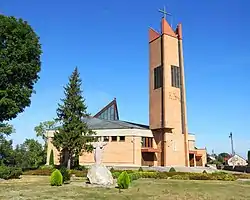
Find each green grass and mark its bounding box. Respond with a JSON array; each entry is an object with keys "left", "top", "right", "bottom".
[{"left": 0, "top": 175, "right": 250, "bottom": 199}]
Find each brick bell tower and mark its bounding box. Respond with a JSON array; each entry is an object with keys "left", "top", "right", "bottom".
[{"left": 149, "top": 9, "right": 189, "bottom": 167}]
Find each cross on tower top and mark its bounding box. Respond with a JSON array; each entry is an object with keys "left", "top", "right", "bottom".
[{"left": 158, "top": 6, "right": 171, "bottom": 19}]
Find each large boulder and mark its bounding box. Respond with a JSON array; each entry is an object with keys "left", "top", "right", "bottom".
[{"left": 87, "top": 164, "right": 114, "bottom": 186}]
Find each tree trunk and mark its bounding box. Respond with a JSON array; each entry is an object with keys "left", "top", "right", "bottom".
[{"left": 67, "top": 156, "right": 71, "bottom": 169}]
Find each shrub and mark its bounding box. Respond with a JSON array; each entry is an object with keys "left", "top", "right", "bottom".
[
  {"left": 171, "top": 174, "right": 189, "bottom": 180},
  {"left": 74, "top": 165, "right": 87, "bottom": 171},
  {"left": 110, "top": 170, "right": 238, "bottom": 181},
  {"left": 39, "top": 165, "right": 55, "bottom": 170},
  {"left": 202, "top": 170, "right": 207, "bottom": 174},
  {"left": 23, "top": 168, "right": 54, "bottom": 176},
  {"left": 112, "top": 171, "right": 121, "bottom": 179},
  {"left": 117, "top": 171, "right": 130, "bottom": 189},
  {"left": 189, "top": 173, "right": 211, "bottom": 180},
  {"left": 0, "top": 165, "right": 10, "bottom": 179},
  {"left": 59, "top": 166, "right": 71, "bottom": 183},
  {"left": 169, "top": 167, "right": 176, "bottom": 172},
  {"left": 138, "top": 167, "right": 143, "bottom": 172},
  {"left": 110, "top": 167, "right": 115, "bottom": 173},
  {"left": 70, "top": 169, "right": 87, "bottom": 177},
  {"left": 129, "top": 173, "right": 141, "bottom": 181},
  {"left": 0, "top": 166, "right": 22, "bottom": 180},
  {"left": 49, "top": 150, "right": 54, "bottom": 166},
  {"left": 9, "top": 168, "right": 23, "bottom": 179},
  {"left": 50, "top": 169, "right": 63, "bottom": 186}
]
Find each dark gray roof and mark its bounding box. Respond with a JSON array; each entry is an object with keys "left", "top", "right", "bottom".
[
  {"left": 83, "top": 117, "right": 149, "bottom": 130},
  {"left": 51, "top": 117, "right": 149, "bottom": 130}
]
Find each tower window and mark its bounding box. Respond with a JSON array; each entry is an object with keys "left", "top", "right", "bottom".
[
  {"left": 171, "top": 65, "right": 180, "bottom": 88},
  {"left": 154, "top": 66, "right": 163, "bottom": 89}
]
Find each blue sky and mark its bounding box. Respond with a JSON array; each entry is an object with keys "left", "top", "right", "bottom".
[{"left": 1, "top": 0, "right": 249, "bottom": 157}]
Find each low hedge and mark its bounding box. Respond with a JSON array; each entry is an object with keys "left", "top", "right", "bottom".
[
  {"left": 0, "top": 165, "right": 22, "bottom": 180},
  {"left": 113, "top": 171, "right": 236, "bottom": 181},
  {"left": 223, "top": 165, "right": 250, "bottom": 173},
  {"left": 23, "top": 168, "right": 238, "bottom": 181},
  {"left": 23, "top": 168, "right": 54, "bottom": 176}
]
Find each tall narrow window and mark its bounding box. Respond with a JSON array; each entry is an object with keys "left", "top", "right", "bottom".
[
  {"left": 171, "top": 65, "right": 180, "bottom": 88},
  {"left": 154, "top": 66, "right": 163, "bottom": 89}
]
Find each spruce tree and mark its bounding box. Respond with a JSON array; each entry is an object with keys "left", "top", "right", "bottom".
[{"left": 52, "top": 67, "right": 94, "bottom": 169}]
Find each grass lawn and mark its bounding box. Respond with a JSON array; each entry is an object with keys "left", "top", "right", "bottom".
[{"left": 1, "top": 175, "right": 250, "bottom": 200}]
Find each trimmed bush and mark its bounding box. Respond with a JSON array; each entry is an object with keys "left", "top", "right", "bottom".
[
  {"left": 138, "top": 167, "right": 143, "bottom": 172},
  {"left": 23, "top": 168, "right": 54, "bottom": 176},
  {"left": 117, "top": 171, "right": 130, "bottom": 189},
  {"left": 39, "top": 165, "right": 55, "bottom": 170},
  {"left": 69, "top": 169, "right": 87, "bottom": 177},
  {"left": 129, "top": 173, "right": 141, "bottom": 181},
  {"left": 74, "top": 165, "right": 87, "bottom": 171},
  {"left": 169, "top": 167, "right": 176, "bottom": 172},
  {"left": 171, "top": 174, "right": 189, "bottom": 180},
  {"left": 110, "top": 167, "right": 115, "bottom": 173},
  {"left": 112, "top": 171, "right": 121, "bottom": 179},
  {"left": 49, "top": 150, "right": 54, "bottom": 166},
  {"left": 189, "top": 173, "right": 211, "bottom": 180},
  {"left": 59, "top": 166, "right": 71, "bottom": 183},
  {"left": 202, "top": 170, "right": 207, "bottom": 174},
  {"left": 50, "top": 169, "right": 63, "bottom": 186},
  {"left": 0, "top": 166, "right": 22, "bottom": 180}
]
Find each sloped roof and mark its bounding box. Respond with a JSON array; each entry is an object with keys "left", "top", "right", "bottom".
[
  {"left": 82, "top": 117, "right": 149, "bottom": 130},
  {"left": 50, "top": 117, "right": 149, "bottom": 131},
  {"left": 94, "top": 98, "right": 119, "bottom": 121}
]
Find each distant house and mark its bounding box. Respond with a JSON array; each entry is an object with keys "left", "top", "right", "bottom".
[{"left": 227, "top": 154, "right": 247, "bottom": 166}]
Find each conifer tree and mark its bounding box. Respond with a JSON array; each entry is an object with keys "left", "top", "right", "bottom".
[
  {"left": 52, "top": 67, "right": 94, "bottom": 169},
  {"left": 49, "top": 149, "right": 54, "bottom": 166}
]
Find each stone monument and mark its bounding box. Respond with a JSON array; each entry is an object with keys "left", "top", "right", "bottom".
[{"left": 87, "top": 139, "right": 114, "bottom": 186}]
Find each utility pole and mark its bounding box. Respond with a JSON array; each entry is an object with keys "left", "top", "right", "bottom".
[{"left": 229, "top": 132, "right": 235, "bottom": 156}]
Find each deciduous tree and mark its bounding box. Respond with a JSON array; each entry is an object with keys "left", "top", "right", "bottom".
[
  {"left": 0, "top": 15, "right": 42, "bottom": 122},
  {"left": 15, "top": 139, "right": 44, "bottom": 169},
  {"left": 34, "top": 120, "right": 56, "bottom": 141}
]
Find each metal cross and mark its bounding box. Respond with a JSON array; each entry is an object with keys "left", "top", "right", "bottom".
[{"left": 158, "top": 6, "right": 171, "bottom": 19}]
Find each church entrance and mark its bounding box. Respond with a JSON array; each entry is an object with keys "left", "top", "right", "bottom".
[
  {"left": 141, "top": 152, "right": 155, "bottom": 166},
  {"left": 189, "top": 153, "right": 195, "bottom": 167},
  {"left": 196, "top": 156, "right": 202, "bottom": 166}
]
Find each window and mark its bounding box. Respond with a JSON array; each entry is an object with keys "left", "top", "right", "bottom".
[
  {"left": 119, "top": 136, "right": 125, "bottom": 142},
  {"left": 142, "top": 137, "right": 153, "bottom": 148},
  {"left": 171, "top": 65, "right": 180, "bottom": 88},
  {"left": 111, "top": 136, "right": 117, "bottom": 142},
  {"left": 103, "top": 136, "right": 109, "bottom": 142},
  {"left": 154, "top": 66, "right": 163, "bottom": 89}
]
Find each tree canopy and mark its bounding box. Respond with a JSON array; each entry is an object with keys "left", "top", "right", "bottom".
[
  {"left": 52, "top": 67, "right": 95, "bottom": 169},
  {"left": 0, "top": 15, "right": 42, "bottom": 122},
  {"left": 15, "top": 139, "right": 45, "bottom": 169},
  {"left": 34, "top": 120, "right": 56, "bottom": 141}
]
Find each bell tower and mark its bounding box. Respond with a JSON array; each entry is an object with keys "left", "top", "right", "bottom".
[{"left": 149, "top": 9, "right": 189, "bottom": 166}]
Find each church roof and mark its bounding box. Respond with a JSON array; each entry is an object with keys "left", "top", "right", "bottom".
[
  {"left": 50, "top": 117, "right": 149, "bottom": 131},
  {"left": 93, "top": 98, "right": 119, "bottom": 121},
  {"left": 50, "top": 98, "right": 149, "bottom": 131},
  {"left": 82, "top": 117, "right": 149, "bottom": 130}
]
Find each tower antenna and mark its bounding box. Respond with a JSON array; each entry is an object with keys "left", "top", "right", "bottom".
[{"left": 229, "top": 132, "right": 235, "bottom": 156}]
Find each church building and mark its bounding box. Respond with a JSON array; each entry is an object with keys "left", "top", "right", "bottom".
[{"left": 46, "top": 14, "right": 207, "bottom": 167}]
